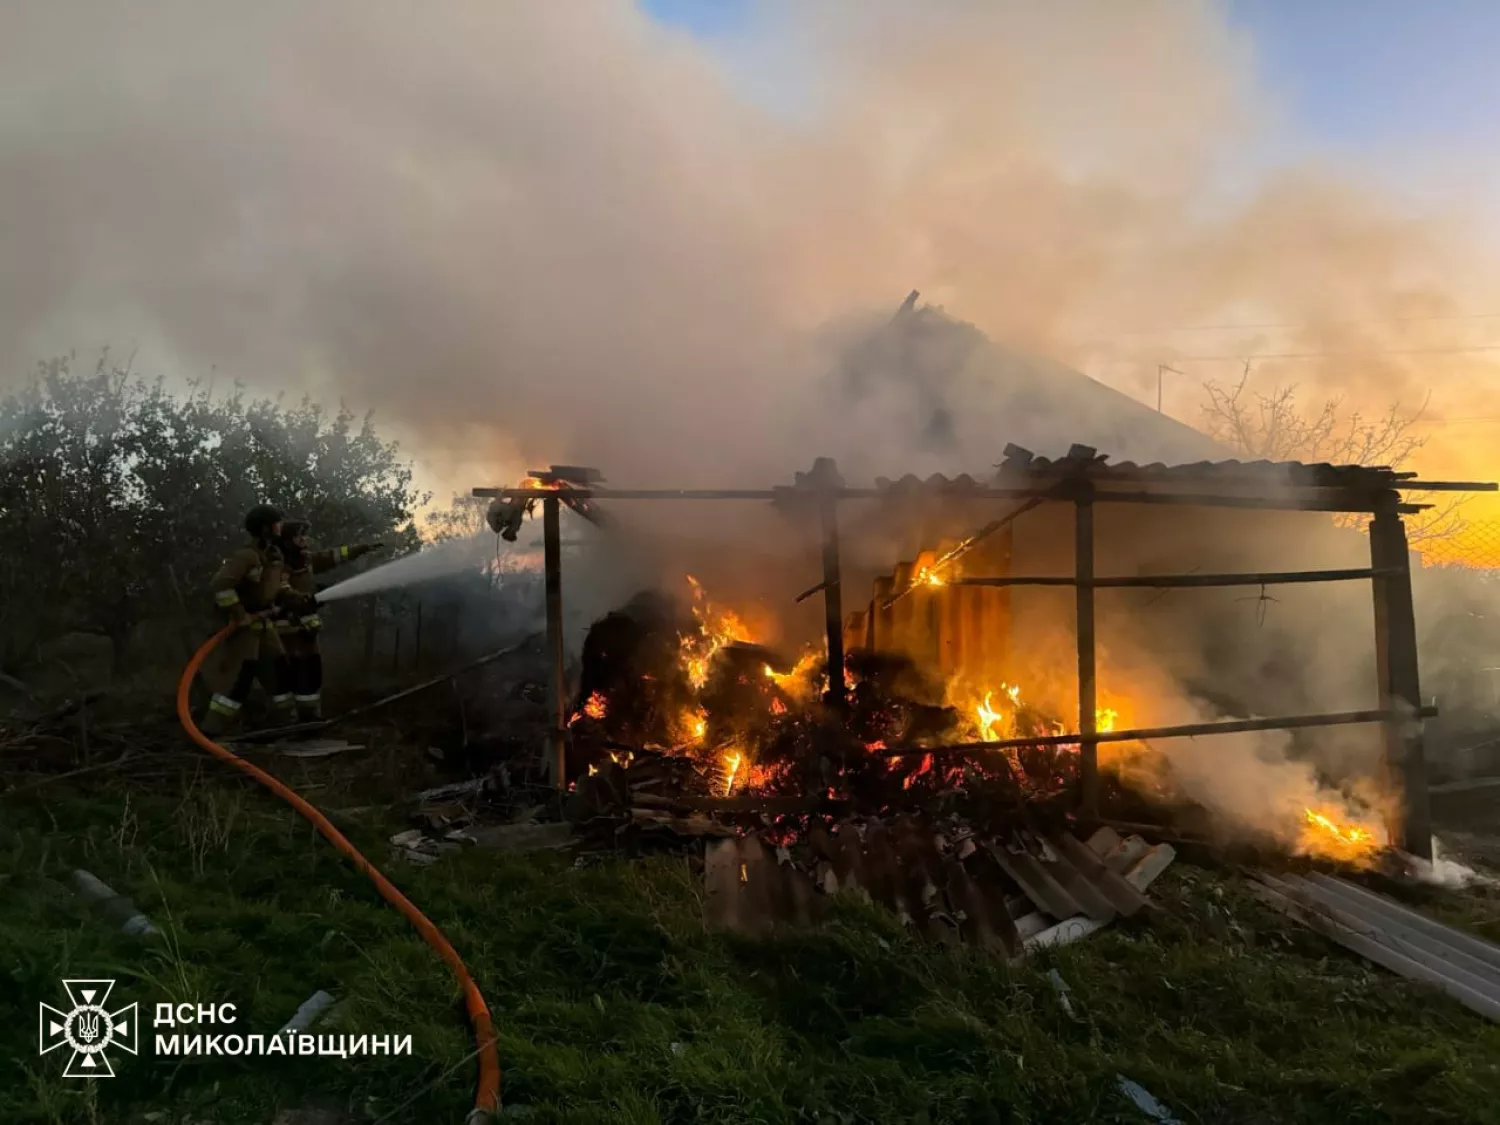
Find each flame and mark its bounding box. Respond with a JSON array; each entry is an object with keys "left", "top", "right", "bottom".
[
  {"left": 764, "top": 650, "right": 821, "bottom": 699},
  {"left": 973, "top": 683, "right": 1022, "bottom": 742},
  {"left": 567, "top": 690, "right": 609, "bottom": 726},
  {"left": 1298, "top": 804, "right": 1385, "bottom": 864},
  {"left": 915, "top": 565, "right": 946, "bottom": 588},
  {"left": 680, "top": 574, "right": 752, "bottom": 690},
  {"left": 770, "top": 697, "right": 787, "bottom": 715},
  {"left": 722, "top": 751, "right": 744, "bottom": 796}
]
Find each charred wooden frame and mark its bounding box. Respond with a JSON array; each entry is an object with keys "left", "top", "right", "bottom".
[{"left": 475, "top": 458, "right": 1496, "bottom": 860}]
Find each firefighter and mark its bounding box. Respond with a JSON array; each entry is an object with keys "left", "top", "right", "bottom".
[
  {"left": 276, "top": 520, "right": 386, "bottom": 721},
  {"left": 202, "top": 504, "right": 297, "bottom": 736}
]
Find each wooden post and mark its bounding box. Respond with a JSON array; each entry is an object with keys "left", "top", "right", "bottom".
[
  {"left": 873, "top": 576, "right": 894, "bottom": 653},
  {"left": 1370, "top": 503, "right": 1433, "bottom": 859},
  {"left": 1075, "top": 490, "right": 1099, "bottom": 817},
  {"left": 820, "top": 483, "right": 846, "bottom": 708},
  {"left": 543, "top": 495, "right": 567, "bottom": 790}
]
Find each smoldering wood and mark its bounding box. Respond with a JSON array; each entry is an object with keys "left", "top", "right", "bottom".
[
  {"left": 875, "top": 705, "right": 1441, "bottom": 759},
  {"left": 956, "top": 567, "right": 1402, "bottom": 589}
]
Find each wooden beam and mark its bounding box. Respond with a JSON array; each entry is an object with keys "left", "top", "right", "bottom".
[
  {"left": 818, "top": 462, "right": 847, "bottom": 709},
  {"left": 1370, "top": 506, "right": 1433, "bottom": 860},
  {"left": 957, "top": 567, "right": 1402, "bottom": 590},
  {"left": 874, "top": 705, "right": 1440, "bottom": 758}
]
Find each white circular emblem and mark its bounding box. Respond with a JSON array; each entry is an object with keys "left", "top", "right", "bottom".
[{"left": 64, "top": 1005, "right": 116, "bottom": 1055}]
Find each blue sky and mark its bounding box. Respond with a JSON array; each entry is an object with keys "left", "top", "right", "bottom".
[{"left": 641, "top": 0, "right": 1500, "bottom": 163}]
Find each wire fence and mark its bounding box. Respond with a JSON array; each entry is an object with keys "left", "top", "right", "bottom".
[{"left": 1416, "top": 519, "right": 1500, "bottom": 571}]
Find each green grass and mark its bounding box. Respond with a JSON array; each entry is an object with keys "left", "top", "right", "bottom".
[{"left": 4, "top": 758, "right": 1500, "bottom": 1124}]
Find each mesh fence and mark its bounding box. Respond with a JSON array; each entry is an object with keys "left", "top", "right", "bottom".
[{"left": 1416, "top": 520, "right": 1500, "bottom": 571}]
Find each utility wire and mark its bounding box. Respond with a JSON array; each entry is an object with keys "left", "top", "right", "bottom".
[
  {"left": 1116, "top": 343, "right": 1500, "bottom": 363},
  {"left": 1086, "top": 311, "right": 1500, "bottom": 338}
]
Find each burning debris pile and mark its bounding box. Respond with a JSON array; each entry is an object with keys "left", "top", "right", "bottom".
[
  {"left": 553, "top": 573, "right": 1388, "bottom": 871},
  {"left": 563, "top": 576, "right": 1116, "bottom": 819}
]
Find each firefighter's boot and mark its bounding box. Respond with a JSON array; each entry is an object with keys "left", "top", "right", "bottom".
[{"left": 199, "top": 695, "right": 243, "bottom": 739}]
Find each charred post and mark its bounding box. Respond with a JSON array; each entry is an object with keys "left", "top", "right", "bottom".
[
  {"left": 1075, "top": 487, "right": 1099, "bottom": 817},
  {"left": 813, "top": 459, "right": 847, "bottom": 710},
  {"left": 1369, "top": 500, "right": 1432, "bottom": 859},
  {"left": 543, "top": 494, "right": 567, "bottom": 790},
  {"left": 873, "top": 576, "right": 895, "bottom": 653}
]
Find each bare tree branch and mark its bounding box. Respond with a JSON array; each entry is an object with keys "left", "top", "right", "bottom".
[{"left": 1200, "top": 365, "right": 1464, "bottom": 544}]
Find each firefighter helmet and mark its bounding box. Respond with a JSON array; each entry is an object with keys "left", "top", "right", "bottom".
[{"left": 244, "top": 504, "right": 285, "bottom": 539}]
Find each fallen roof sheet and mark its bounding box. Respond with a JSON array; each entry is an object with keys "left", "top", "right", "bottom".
[
  {"left": 703, "top": 822, "right": 1174, "bottom": 957},
  {"left": 1251, "top": 870, "right": 1500, "bottom": 1022}
]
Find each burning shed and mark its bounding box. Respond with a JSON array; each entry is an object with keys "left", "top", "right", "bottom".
[{"left": 474, "top": 448, "right": 1495, "bottom": 864}]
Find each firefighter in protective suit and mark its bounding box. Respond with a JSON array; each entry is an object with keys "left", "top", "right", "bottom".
[
  {"left": 276, "top": 520, "right": 385, "bottom": 721},
  {"left": 202, "top": 504, "right": 299, "bottom": 736}
]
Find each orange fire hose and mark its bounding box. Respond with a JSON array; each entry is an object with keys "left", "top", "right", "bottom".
[{"left": 176, "top": 625, "right": 501, "bottom": 1121}]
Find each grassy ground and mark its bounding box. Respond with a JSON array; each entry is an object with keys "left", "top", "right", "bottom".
[{"left": 4, "top": 742, "right": 1500, "bottom": 1124}]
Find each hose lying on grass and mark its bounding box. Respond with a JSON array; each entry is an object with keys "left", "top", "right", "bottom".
[{"left": 177, "top": 624, "right": 501, "bottom": 1122}]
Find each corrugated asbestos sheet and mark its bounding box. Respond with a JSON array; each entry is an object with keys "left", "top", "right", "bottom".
[
  {"left": 864, "top": 450, "right": 1403, "bottom": 503},
  {"left": 704, "top": 823, "right": 1174, "bottom": 957},
  {"left": 996, "top": 443, "right": 1405, "bottom": 490},
  {"left": 1252, "top": 870, "right": 1500, "bottom": 1022}
]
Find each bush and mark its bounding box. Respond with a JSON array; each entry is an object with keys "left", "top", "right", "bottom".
[{"left": 0, "top": 353, "right": 426, "bottom": 674}]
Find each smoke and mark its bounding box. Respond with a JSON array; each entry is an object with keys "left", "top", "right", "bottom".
[
  {"left": 4, "top": 1, "right": 1498, "bottom": 834},
  {"left": 2, "top": 0, "right": 1496, "bottom": 494}
]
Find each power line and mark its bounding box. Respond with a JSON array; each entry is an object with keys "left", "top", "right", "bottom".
[
  {"left": 1089, "top": 311, "right": 1500, "bottom": 337},
  {"left": 1162, "top": 343, "right": 1500, "bottom": 362}
]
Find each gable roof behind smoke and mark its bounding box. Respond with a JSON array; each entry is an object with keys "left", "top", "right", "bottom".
[{"left": 842, "top": 291, "right": 1233, "bottom": 468}]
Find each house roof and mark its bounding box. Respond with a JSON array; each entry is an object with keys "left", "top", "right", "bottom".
[{"left": 850, "top": 297, "right": 1236, "bottom": 468}]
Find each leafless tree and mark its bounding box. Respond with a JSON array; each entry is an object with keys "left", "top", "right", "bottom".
[{"left": 1200, "top": 361, "right": 1464, "bottom": 544}]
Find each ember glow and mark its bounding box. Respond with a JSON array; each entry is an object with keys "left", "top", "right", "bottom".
[
  {"left": 568, "top": 691, "right": 609, "bottom": 726},
  {"left": 722, "top": 750, "right": 744, "bottom": 796}
]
